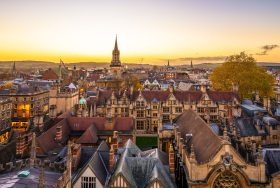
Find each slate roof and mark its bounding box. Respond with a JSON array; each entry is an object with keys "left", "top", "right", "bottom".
[
  {"left": 111, "top": 139, "right": 175, "bottom": 188},
  {"left": 0, "top": 167, "right": 62, "bottom": 188},
  {"left": 175, "top": 109, "right": 223, "bottom": 164},
  {"left": 263, "top": 149, "right": 280, "bottom": 177},
  {"left": 235, "top": 118, "right": 259, "bottom": 137},
  {"left": 72, "top": 141, "right": 109, "bottom": 186}
]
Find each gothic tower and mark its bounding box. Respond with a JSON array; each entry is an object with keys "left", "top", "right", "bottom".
[
  {"left": 110, "top": 35, "right": 121, "bottom": 67},
  {"left": 110, "top": 35, "right": 123, "bottom": 78}
]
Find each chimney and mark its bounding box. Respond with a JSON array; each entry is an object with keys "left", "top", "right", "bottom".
[
  {"left": 130, "top": 85, "right": 134, "bottom": 98},
  {"left": 55, "top": 125, "right": 63, "bottom": 142},
  {"left": 232, "top": 83, "right": 239, "bottom": 92},
  {"left": 200, "top": 84, "right": 206, "bottom": 93},
  {"left": 168, "top": 83, "right": 174, "bottom": 93},
  {"left": 72, "top": 144, "right": 82, "bottom": 170},
  {"left": 109, "top": 145, "right": 115, "bottom": 172},
  {"left": 38, "top": 165, "right": 45, "bottom": 188},
  {"left": 16, "top": 134, "right": 27, "bottom": 156},
  {"left": 109, "top": 131, "right": 119, "bottom": 172},
  {"left": 93, "top": 102, "right": 97, "bottom": 116},
  {"left": 169, "top": 144, "right": 175, "bottom": 173}
]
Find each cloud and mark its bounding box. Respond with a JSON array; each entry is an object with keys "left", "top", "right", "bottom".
[
  {"left": 160, "top": 56, "right": 227, "bottom": 62},
  {"left": 256, "top": 44, "right": 279, "bottom": 55}
]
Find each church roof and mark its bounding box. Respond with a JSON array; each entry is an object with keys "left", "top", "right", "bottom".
[
  {"left": 72, "top": 141, "right": 109, "bottom": 185},
  {"left": 175, "top": 109, "right": 223, "bottom": 164},
  {"left": 111, "top": 139, "right": 175, "bottom": 188}
]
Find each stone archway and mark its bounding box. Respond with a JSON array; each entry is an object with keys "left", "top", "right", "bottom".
[{"left": 212, "top": 171, "right": 241, "bottom": 188}]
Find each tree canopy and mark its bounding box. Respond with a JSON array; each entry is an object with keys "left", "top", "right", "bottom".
[{"left": 209, "top": 52, "right": 274, "bottom": 99}]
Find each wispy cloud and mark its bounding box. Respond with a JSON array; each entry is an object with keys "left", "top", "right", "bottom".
[
  {"left": 160, "top": 56, "right": 227, "bottom": 62},
  {"left": 256, "top": 44, "right": 279, "bottom": 55}
]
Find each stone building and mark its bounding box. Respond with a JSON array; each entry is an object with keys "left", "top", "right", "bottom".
[
  {"left": 49, "top": 85, "right": 79, "bottom": 118},
  {"left": 87, "top": 86, "right": 240, "bottom": 150},
  {"left": 96, "top": 36, "right": 125, "bottom": 90},
  {"left": 0, "top": 84, "right": 49, "bottom": 132},
  {"left": 171, "top": 109, "right": 279, "bottom": 188},
  {"left": 0, "top": 97, "right": 12, "bottom": 143}
]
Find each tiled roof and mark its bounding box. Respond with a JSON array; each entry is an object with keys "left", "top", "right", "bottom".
[
  {"left": 114, "top": 117, "right": 134, "bottom": 131},
  {"left": 142, "top": 90, "right": 170, "bottom": 102},
  {"left": 42, "top": 68, "right": 59, "bottom": 80},
  {"left": 76, "top": 125, "right": 98, "bottom": 144},
  {"left": 94, "top": 89, "right": 239, "bottom": 104},
  {"left": 175, "top": 109, "right": 223, "bottom": 164},
  {"left": 207, "top": 91, "right": 239, "bottom": 102},
  {"left": 37, "top": 117, "right": 134, "bottom": 154},
  {"left": 173, "top": 91, "right": 202, "bottom": 102}
]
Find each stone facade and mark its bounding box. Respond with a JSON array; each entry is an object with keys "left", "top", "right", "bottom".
[{"left": 0, "top": 97, "right": 12, "bottom": 143}]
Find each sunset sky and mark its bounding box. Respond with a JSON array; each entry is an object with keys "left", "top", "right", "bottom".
[{"left": 0, "top": 0, "right": 279, "bottom": 64}]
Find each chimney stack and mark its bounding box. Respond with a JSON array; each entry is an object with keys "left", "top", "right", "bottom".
[
  {"left": 200, "top": 84, "right": 206, "bottom": 93},
  {"left": 55, "top": 125, "right": 63, "bottom": 142},
  {"left": 109, "top": 131, "right": 119, "bottom": 172},
  {"left": 169, "top": 144, "right": 175, "bottom": 173}
]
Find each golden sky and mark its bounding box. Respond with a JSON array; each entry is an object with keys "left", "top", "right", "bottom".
[{"left": 0, "top": 0, "right": 279, "bottom": 65}]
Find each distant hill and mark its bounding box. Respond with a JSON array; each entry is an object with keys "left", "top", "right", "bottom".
[{"left": 0, "top": 60, "right": 279, "bottom": 72}]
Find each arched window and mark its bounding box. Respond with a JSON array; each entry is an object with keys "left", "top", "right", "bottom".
[{"left": 213, "top": 171, "right": 241, "bottom": 188}]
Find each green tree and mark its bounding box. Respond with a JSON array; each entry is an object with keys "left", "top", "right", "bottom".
[{"left": 210, "top": 52, "right": 274, "bottom": 99}]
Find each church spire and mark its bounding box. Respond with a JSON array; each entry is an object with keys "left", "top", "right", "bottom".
[
  {"left": 114, "top": 35, "right": 118, "bottom": 51},
  {"left": 12, "top": 61, "right": 16, "bottom": 77},
  {"left": 190, "top": 60, "right": 193, "bottom": 68},
  {"left": 111, "top": 35, "right": 121, "bottom": 67}
]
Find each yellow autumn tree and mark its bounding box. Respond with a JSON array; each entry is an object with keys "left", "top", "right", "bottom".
[{"left": 210, "top": 52, "right": 274, "bottom": 99}]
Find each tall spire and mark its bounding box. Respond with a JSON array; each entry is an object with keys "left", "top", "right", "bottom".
[
  {"left": 111, "top": 35, "right": 121, "bottom": 67},
  {"left": 114, "top": 35, "right": 118, "bottom": 51},
  {"left": 190, "top": 60, "right": 193, "bottom": 68},
  {"left": 12, "top": 62, "right": 16, "bottom": 77},
  {"left": 167, "top": 60, "right": 170, "bottom": 67}
]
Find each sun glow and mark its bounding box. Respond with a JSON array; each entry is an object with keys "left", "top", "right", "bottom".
[{"left": 0, "top": 0, "right": 279, "bottom": 64}]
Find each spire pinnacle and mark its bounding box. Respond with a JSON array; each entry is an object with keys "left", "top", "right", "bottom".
[{"left": 114, "top": 35, "right": 118, "bottom": 51}]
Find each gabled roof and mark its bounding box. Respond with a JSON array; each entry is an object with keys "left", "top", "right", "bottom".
[
  {"left": 37, "top": 117, "right": 134, "bottom": 154},
  {"left": 76, "top": 125, "right": 98, "bottom": 144},
  {"left": 175, "top": 109, "right": 223, "bottom": 164},
  {"left": 72, "top": 141, "right": 109, "bottom": 185},
  {"left": 111, "top": 139, "right": 174, "bottom": 188}
]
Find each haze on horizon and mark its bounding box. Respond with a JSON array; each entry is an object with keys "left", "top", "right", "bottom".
[{"left": 0, "top": 0, "right": 279, "bottom": 65}]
